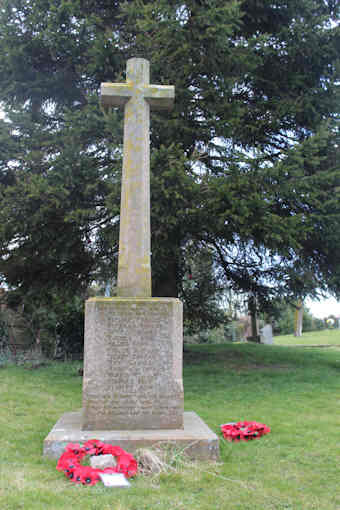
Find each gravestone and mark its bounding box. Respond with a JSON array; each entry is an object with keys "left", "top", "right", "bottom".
[
  {"left": 260, "top": 324, "right": 273, "bottom": 345},
  {"left": 43, "top": 58, "right": 218, "bottom": 461}
]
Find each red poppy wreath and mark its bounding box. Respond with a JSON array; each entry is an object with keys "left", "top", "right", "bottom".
[
  {"left": 221, "top": 421, "right": 270, "bottom": 442},
  {"left": 56, "top": 439, "right": 137, "bottom": 485}
]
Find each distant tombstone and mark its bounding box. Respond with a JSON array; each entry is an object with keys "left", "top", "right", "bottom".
[{"left": 260, "top": 324, "right": 273, "bottom": 345}]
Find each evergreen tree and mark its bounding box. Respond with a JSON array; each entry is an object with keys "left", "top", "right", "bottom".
[{"left": 0, "top": 0, "right": 339, "bottom": 323}]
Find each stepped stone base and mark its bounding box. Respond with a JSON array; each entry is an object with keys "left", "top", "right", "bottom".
[{"left": 43, "top": 411, "right": 219, "bottom": 461}]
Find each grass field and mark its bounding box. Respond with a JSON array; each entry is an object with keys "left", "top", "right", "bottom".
[
  {"left": 1, "top": 329, "right": 340, "bottom": 509},
  {"left": 275, "top": 327, "right": 340, "bottom": 346}
]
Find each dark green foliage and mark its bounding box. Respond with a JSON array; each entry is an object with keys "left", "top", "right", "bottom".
[
  {"left": 180, "top": 245, "right": 225, "bottom": 334},
  {"left": 0, "top": 0, "right": 339, "bottom": 345},
  {"left": 54, "top": 297, "right": 85, "bottom": 359},
  {"left": 0, "top": 313, "right": 9, "bottom": 350}
]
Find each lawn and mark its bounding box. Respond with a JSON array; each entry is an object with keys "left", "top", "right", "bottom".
[
  {"left": 1, "top": 330, "right": 340, "bottom": 509},
  {"left": 274, "top": 327, "right": 340, "bottom": 346}
]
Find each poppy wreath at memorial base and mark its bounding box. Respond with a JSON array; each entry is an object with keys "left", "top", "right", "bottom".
[
  {"left": 56, "top": 439, "right": 138, "bottom": 485},
  {"left": 221, "top": 421, "right": 270, "bottom": 442}
]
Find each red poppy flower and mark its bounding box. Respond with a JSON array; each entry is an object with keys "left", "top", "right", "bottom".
[
  {"left": 126, "top": 459, "right": 138, "bottom": 478},
  {"left": 65, "top": 443, "right": 85, "bottom": 458},
  {"left": 221, "top": 421, "right": 270, "bottom": 442},
  {"left": 79, "top": 466, "right": 101, "bottom": 486},
  {"left": 66, "top": 467, "right": 76, "bottom": 481},
  {"left": 83, "top": 439, "right": 105, "bottom": 455},
  {"left": 116, "top": 454, "right": 135, "bottom": 476},
  {"left": 72, "top": 467, "right": 84, "bottom": 484},
  {"left": 102, "top": 444, "right": 125, "bottom": 457},
  {"left": 56, "top": 452, "right": 76, "bottom": 471},
  {"left": 62, "top": 459, "right": 78, "bottom": 480}
]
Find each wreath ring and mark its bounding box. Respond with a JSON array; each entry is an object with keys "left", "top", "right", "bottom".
[
  {"left": 221, "top": 421, "right": 270, "bottom": 442},
  {"left": 56, "top": 439, "right": 137, "bottom": 485}
]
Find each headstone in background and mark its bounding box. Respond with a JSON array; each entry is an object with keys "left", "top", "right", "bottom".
[{"left": 260, "top": 324, "right": 273, "bottom": 345}]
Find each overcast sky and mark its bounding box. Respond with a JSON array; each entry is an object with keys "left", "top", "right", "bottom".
[{"left": 306, "top": 297, "right": 340, "bottom": 319}]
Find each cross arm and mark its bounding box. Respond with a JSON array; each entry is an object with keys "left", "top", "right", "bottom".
[
  {"left": 101, "top": 83, "right": 132, "bottom": 108},
  {"left": 145, "top": 85, "right": 175, "bottom": 110}
]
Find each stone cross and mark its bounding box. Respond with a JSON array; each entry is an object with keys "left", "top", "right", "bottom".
[{"left": 101, "top": 58, "right": 175, "bottom": 297}]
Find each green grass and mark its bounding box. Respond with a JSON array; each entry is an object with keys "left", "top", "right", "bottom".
[
  {"left": 1, "top": 330, "right": 340, "bottom": 509},
  {"left": 275, "top": 327, "right": 340, "bottom": 346}
]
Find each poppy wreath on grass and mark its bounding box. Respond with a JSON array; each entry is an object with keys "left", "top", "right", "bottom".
[
  {"left": 221, "top": 421, "right": 270, "bottom": 442},
  {"left": 56, "top": 439, "right": 137, "bottom": 485}
]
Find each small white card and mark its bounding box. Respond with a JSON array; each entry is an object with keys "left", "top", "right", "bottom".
[{"left": 99, "top": 473, "right": 131, "bottom": 488}]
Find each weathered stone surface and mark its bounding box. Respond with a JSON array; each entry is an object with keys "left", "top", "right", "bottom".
[
  {"left": 43, "top": 411, "right": 219, "bottom": 461},
  {"left": 90, "top": 454, "right": 117, "bottom": 469},
  {"left": 101, "top": 58, "right": 174, "bottom": 298},
  {"left": 82, "top": 297, "right": 184, "bottom": 430}
]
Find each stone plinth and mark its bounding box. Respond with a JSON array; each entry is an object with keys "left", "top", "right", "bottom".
[
  {"left": 82, "top": 297, "right": 184, "bottom": 430},
  {"left": 43, "top": 411, "right": 219, "bottom": 461}
]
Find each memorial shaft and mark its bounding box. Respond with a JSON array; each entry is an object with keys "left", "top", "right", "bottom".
[{"left": 101, "top": 58, "right": 174, "bottom": 297}]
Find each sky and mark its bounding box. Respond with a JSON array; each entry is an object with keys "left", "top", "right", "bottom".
[{"left": 306, "top": 297, "right": 340, "bottom": 319}]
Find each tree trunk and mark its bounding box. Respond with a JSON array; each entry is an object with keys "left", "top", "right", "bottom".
[
  {"left": 294, "top": 301, "right": 303, "bottom": 337},
  {"left": 247, "top": 295, "right": 260, "bottom": 343}
]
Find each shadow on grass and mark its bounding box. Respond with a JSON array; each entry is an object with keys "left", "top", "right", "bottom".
[{"left": 183, "top": 342, "right": 340, "bottom": 375}]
